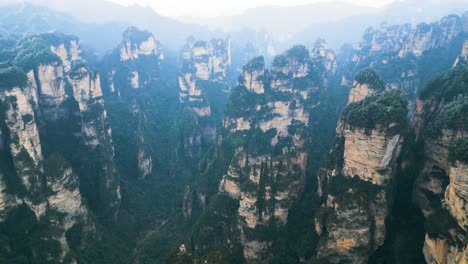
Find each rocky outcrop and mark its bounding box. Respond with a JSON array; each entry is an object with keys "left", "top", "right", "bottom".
[
  {"left": 398, "top": 15, "right": 464, "bottom": 58},
  {"left": 49, "top": 36, "right": 121, "bottom": 213},
  {"left": 178, "top": 37, "right": 231, "bottom": 159},
  {"left": 0, "top": 83, "right": 93, "bottom": 261},
  {"left": 412, "top": 65, "right": 468, "bottom": 264},
  {"left": 201, "top": 46, "right": 324, "bottom": 261},
  {"left": 137, "top": 135, "right": 152, "bottom": 179},
  {"left": 446, "top": 161, "right": 468, "bottom": 229},
  {"left": 310, "top": 39, "right": 337, "bottom": 74},
  {"left": 352, "top": 13, "right": 467, "bottom": 110},
  {"left": 103, "top": 27, "right": 165, "bottom": 180},
  {"left": 423, "top": 235, "right": 468, "bottom": 264},
  {"left": 358, "top": 14, "right": 466, "bottom": 59},
  {"left": 120, "top": 27, "right": 162, "bottom": 61},
  {"left": 342, "top": 126, "right": 400, "bottom": 185},
  {"left": 0, "top": 32, "right": 128, "bottom": 261},
  {"left": 242, "top": 57, "right": 265, "bottom": 94},
  {"left": 44, "top": 153, "right": 94, "bottom": 260},
  {"left": 414, "top": 130, "right": 468, "bottom": 263},
  {"left": 0, "top": 86, "right": 44, "bottom": 200},
  {"left": 348, "top": 68, "right": 385, "bottom": 105},
  {"left": 348, "top": 82, "right": 375, "bottom": 104},
  {"left": 180, "top": 37, "right": 231, "bottom": 82},
  {"left": 316, "top": 86, "right": 406, "bottom": 262},
  {"left": 178, "top": 37, "right": 231, "bottom": 108},
  {"left": 348, "top": 82, "right": 371, "bottom": 104},
  {"left": 106, "top": 27, "right": 163, "bottom": 94},
  {"left": 453, "top": 39, "right": 468, "bottom": 66}
]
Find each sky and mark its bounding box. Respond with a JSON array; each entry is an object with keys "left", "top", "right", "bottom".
[{"left": 106, "top": 0, "right": 395, "bottom": 18}]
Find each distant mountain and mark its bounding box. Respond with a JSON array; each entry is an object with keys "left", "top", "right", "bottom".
[
  {"left": 181, "top": 1, "right": 379, "bottom": 40},
  {"left": 294, "top": 0, "right": 468, "bottom": 49},
  {"left": 0, "top": 0, "right": 211, "bottom": 52},
  {"left": 0, "top": 3, "right": 128, "bottom": 55}
]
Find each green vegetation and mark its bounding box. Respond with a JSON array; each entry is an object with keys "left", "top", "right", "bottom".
[
  {"left": 0, "top": 64, "right": 27, "bottom": 89},
  {"left": 272, "top": 54, "right": 288, "bottom": 68},
  {"left": 31, "top": 32, "right": 78, "bottom": 49},
  {"left": 426, "top": 95, "right": 468, "bottom": 137},
  {"left": 354, "top": 68, "right": 385, "bottom": 91},
  {"left": 448, "top": 137, "right": 468, "bottom": 163},
  {"left": 285, "top": 45, "right": 309, "bottom": 63},
  {"left": 122, "top": 26, "right": 153, "bottom": 44},
  {"left": 14, "top": 35, "right": 63, "bottom": 71},
  {"left": 328, "top": 174, "right": 383, "bottom": 203},
  {"left": 242, "top": 56, "right": 264, "bottom": 72},
  {"left": 420, "top": 64, "right": 468, "bottom": 137},
  {"left": 165, "top": 248, "right": 228, "bottom": 264},
  {"left": 419, "top": 64, "right": 468, "bottom": 101},
  {"left": 0, "top": 205, "right": 65, "bottom": 263},
  {"left": 343, "top": 91, "right": 407, "bottom": 130}
]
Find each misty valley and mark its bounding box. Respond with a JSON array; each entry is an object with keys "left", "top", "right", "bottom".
[{"left": 0, "top": 1, "right": 467, "bottom": 263}]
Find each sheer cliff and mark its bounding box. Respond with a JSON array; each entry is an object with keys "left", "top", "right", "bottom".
[
  {"left": 412, "top": 65, "right": 468, "bottom": 263},
  {"left": 0, "top": 33, "right": 118, "bottom": 262},
  {"left": 190, "top": 45, "right": 342, "bottom": 262},
  {"left": 314, "top": 70, "right": 407, "bottom": 263},
  {"left": 0, "top": 10, "right": 466, "bottom": 264}
]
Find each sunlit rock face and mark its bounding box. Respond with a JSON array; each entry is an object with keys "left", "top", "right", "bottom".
[
  {"left": 0, "top": 32, "right": 130, "bottom": 261},
  {"left": 350, "top": 13, "right": 468, "bottom": 117},
  {"left": 398, "top": 15, "right": 464, "bottom": 58},
  {"left": 315, "top": 68, "right": 406, "bottom": 262},
  {"left": 414, "top": 128, "right": 468, "bottom": 262},
  {"left": 411, "top": 64, "right": 468, "bottom": 264},
  {"left": 342, "top": 126, "right": 401, "bottom": 185},
  {"left": 204, "top": 45, "right": 329, "bottom": 261},
  {"left": 453, "top": 39, "right": 468, "bottom": 66},
  {"left": 0, "top": 87, "right": 43, "bottom": 193},
  {"left": 358, "top": 14, "right": 465, "bottom": 59},
  {"left": 105, "top": 27, "right": 164, "bottom": 95},
  {"left": 101, "top": 27, "right": 166, "bottom": 180},
  {"left": 348, "top": 82, "right": 375, "bottom": 104},
  {"left": 0, "top": 84, "right": 93, "bottom": 262},
  {"left": 178, "top": 37, "right": 231, "bottom": 108},
  {"left": 120, "top": 26, "right": 163, "bottom": 62},
  {"left": 177, "top": 37, "right": 231, "bottom": 159}
]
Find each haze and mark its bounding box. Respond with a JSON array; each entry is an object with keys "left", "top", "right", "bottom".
[{"left": 107, "top": 0, "right": 394, "bottom": 18}]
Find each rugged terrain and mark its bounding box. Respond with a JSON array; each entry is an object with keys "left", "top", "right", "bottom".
[{"left": 0, "top": 10, "right": 466, "bottom": 264}]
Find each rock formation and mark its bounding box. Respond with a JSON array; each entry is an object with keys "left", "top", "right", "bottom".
[
  {"left": 351, "top": 13, "right": 468, "bottom": 113},
  {"left": 315, "top": 70, "right": 407, "bottom": 263},
  {"left": 178, "top": 37, "right": 231, "bottom": 159},
  {"left": 412, "top": 65, "right": 468, "bottom": 263},
  {"left": 194, "top": 45, "right": 330, "bottom": 261},
  {"left": 0, "top": 32, "right": 113, "bottom": 261}
]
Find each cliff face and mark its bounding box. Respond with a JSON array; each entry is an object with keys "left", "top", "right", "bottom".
[
  {"left": 179, "top": 38, "right": 230, "bottom": 104},
  {"left": 351, "top": 13, "right": 468, "bottom": 113},
  {"left": 412, "top": 65, "right": 468, "bottom": 263},
  {"left": 0, "top": 91, "right": 94, "bottom": 259},
  {"left": 195, "top": 45, "right": 330, "bottom": 261},
  {"left": 106, "top": 27, "right": 164, "bottom": 95},
  {"left": 103, "top": 27, "right": 165, "bottom": 179},
  {"left": 0, "top": 33, "right": 125, "bottom": 261},
  {"left": 315, "top": 70, "right": 407, "bottom": 263},
  {"left": 178, "top": 37, "right": 231, "bottom": 159},
  {"left": 358, "top": 14, "right": 465, "bottom": 59},
  {"left": 46, "top": 35, "right": 121, "bottom": 215},
  {"left": 120, "top": 29, "right": 162, "bottom": 62},
  {"left": 310, "top": 39, "right": 337, "bottom": 75}
]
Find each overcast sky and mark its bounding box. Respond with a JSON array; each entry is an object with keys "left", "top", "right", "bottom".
[{"left": 106, "top": 0, "right": 395, "bottom": 18}]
